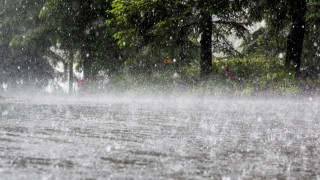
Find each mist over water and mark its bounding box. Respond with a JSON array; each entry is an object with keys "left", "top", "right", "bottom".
[{"left": 1, "top": 92, "right": 320, "bottom": 179}]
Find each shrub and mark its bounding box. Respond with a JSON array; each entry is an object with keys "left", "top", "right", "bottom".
[{"left": 107, "top": 56, "right": 315, "bottom": 96}]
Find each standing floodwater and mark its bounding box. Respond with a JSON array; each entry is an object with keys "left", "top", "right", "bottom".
[{"left": 0, "top": 97, "right": 320, "bottom": 179}]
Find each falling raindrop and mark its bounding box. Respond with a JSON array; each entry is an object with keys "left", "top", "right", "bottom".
[
  {"left": 106, "top": 146, "right": 111, "bottom": 152},
  {"left": 1, "top": 111, "right": 8, "bottom": 116},
  {"left": 279, "top": 53, "right": 284, "bottom": 58}
]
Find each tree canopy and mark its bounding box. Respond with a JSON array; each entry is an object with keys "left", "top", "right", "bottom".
[
  {"left": 107, "top": 0, "right": 249, "bottom": 78},
  {"left": 0, "top": 0, "right": 319, "bottom": 92},
  {"left": 0, "top": 0, "right": 53, "bottom": 90},
  {"left": 244, "top": 0, "right": 320, "bottom": 73}
]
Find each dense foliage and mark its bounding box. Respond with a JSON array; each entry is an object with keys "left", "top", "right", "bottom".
[{"left": 0, "top": 0, "right": 319, "bottom": 94}]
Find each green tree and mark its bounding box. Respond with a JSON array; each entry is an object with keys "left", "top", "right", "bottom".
[
  {"left": 0, "top": 0, "right": 54, "bottom": 90},
  {"left": 246, "top": 0, "right": 319, "bottom": 73},
  {"left": 40, "top": 0, "right": 87, "bottom": 92},
  {"left": 108, "top": 0, "right": 248, "bottom": 79},
  {"left": 40, "top": 0, "right": 124, "bottom": 92},
  {"left": 304, "top": 0, "right": 320, "bottom": 66},
  {"left": 284, "top": 0, "right": 307, "bottom": 72}
]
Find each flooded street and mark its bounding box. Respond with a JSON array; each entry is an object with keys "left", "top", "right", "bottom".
[{"left": 1, "top": 97, "right": 320, "bottom": 179}]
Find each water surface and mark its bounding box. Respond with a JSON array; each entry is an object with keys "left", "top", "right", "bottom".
[{"left": 0, "top": 97, "right": 320, "bottom": 179}]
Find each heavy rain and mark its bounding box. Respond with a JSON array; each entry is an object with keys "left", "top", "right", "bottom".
[{"left": 1, "top": 0, "right": 320, "bottom": 179}]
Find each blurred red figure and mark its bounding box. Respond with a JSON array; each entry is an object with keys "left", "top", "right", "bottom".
[
  {"left": 164, "top": 59, "right": 174, "bottom": 64},
  {"left": 225, "top": 67, "right": 236, "bottom": 79},
  {"left": 77, "top": 79, "right": 86, "bottom": 94},
  {"left": 226, "top": 67, "right": 230, "bottom": 77}
]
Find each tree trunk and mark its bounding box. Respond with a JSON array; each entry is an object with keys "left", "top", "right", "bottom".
[
  {"left": 200, "top": 11, "right": 213, "bottom": 79},
  {"left": 178, "top": 28, "right": 188, "bottom": 68},
  {"left": 63, "top": 61, "right": 68, "bottom": 81},
  {"left": 83, "top": 57, "right": 92, "bottom": 80},
  {"left": 0, "top": 47, "right": 4, "bottom": 86},
  {"left": 285, "top": 0, "right": 307, "bottom": 73},
  {"left": 68, "top": 52, "right": 74, "bottom": 93}
]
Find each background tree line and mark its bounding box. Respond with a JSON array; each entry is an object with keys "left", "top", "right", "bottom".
[{"left": 0, "top": 0, "right": 319, "bottom": 92}]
